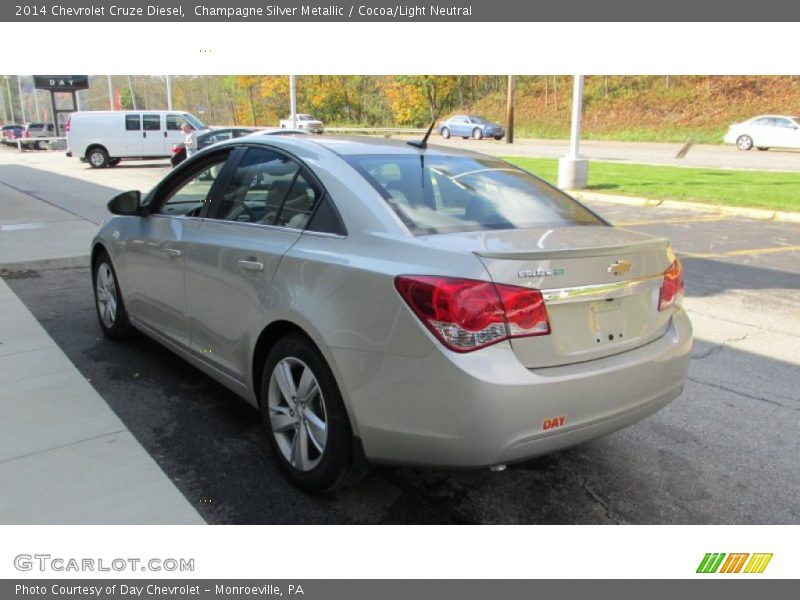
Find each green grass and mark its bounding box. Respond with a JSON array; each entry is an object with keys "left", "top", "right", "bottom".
[
  {"left": 510, "top": 125, "right": 725, "bottom": 145},
  {"left": 501, "top": 157, "right": 800, "bottom": 212}
]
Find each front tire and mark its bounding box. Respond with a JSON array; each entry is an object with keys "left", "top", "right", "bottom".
[
  {"left": 260, "top": 334, "right": 363, "bottom": 493},
  {"left": 87, "top": 146, "right": 110, "bottom": 168},
  {"left": 441, "top": 127, "right": 450, "bottom": 139},
  {"left": 473, "top": 128, "right": 483, "bottom": 140},
  {"left": 736, "top": 135, "right": 753, "bottom": 151},
  {"left": 93, "top": 250, "right": 131, "bottom": 340}
]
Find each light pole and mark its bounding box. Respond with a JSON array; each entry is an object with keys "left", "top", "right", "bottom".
[
  {"left": 166, "top": 75, "right": 173, "bottom": 110},
  {"left": 0, "top": 83, "right": 7, "bottom": 123},
  {"left": 107, "top": 75, "right": 114, "bottom": 109},
  {"left": 289, "top": 75, "right": 297, "bottom": 129},
  {"left": 5, "top": 77, "right": 15, "bottom": 123},
  {"left": 17, "top": 75, "right": 27, "bottom": 123},
  {"left": 506, "top": 75, "right": 515, "bottom": 144},
  {"left": 557, "top": 75, "right": 589, "bottom": 189}
]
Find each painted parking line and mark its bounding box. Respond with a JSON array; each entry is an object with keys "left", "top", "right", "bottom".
[
  {"left": 614, "top": 215, "right": 730, "bottom": 227},
  {"left": 680, "top": 245, "right": 800, "bottom": 259}
]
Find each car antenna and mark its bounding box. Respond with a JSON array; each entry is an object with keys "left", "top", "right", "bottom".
[{"left": 407, "top": 93, "right": 451, "bottom": 150}]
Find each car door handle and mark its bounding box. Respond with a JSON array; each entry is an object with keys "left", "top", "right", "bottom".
[
  {"left": 237, "top": 259, "right": 264, "bottom": 272},
  {"left": 163, "top": 248, "right": 182, "bottom": 258},
  {"left": 164, "top": 131, "right": 168, "bottom": 138}
]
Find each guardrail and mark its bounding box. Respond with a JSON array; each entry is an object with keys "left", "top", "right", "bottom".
[{"left": 324, "top": 127, "right": 427, "bottom": 135}]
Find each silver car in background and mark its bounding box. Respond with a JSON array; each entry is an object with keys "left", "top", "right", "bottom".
[{"left": 92, "top": 135, "right": 692, "bottom": 492}]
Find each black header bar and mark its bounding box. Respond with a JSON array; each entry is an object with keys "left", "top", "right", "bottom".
[{"left": 4, "top": 0, "right": 797, "bottom": 22}]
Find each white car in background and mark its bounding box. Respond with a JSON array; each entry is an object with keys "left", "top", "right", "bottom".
[
  {"left": 724, "top": 115, "right": 800, "bottom": 151},
  {"left": 279, "top": 114, "right": 324, "bottom": 134}
]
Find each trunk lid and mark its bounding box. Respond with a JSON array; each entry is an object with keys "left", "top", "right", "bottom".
[{"left": 421, "top": 226, "right": 676, "bottom": 368}]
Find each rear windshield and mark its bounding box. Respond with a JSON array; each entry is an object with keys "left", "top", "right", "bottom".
[
  {"left": 345, "top": 154, "right": 604, "bottom": 235},
  {"left": 182, "top": 113, "right": 207, "bottom": 130}
]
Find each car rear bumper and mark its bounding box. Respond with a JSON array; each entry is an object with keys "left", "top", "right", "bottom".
[{"left": 331, "top": 309, "right": 692, "bottom": 468}]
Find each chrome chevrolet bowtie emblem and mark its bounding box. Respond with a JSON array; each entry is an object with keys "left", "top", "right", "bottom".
[{"left": 607, "top": 259, "right": 632, "bottom": 276}]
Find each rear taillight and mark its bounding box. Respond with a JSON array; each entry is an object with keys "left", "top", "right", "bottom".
[
  {"left": 659, "top": 259, "right": 685, "bottom": 311},
  {"left": 395, "top": 275, "right": 550, "bottom": 352},
  {"left": 65, "top": 116, "right": 71, "bottom": 134},
  {"left": 172, "top": 144, "right": 181, "bottom": 154},
  {"left": 23, "top": 131, "right": 29, "bottom": 138}
]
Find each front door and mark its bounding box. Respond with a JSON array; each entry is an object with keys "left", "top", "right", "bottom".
[
  {"left": 142, "top": 113, "right": 167, "bottom": 156},
  {"left": 124, "top": 151, "right": 232, "bottom": 346}
]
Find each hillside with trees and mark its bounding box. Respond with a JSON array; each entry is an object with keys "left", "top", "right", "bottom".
[{"left": 62, "top": 75, "right": 800, "bottom": 143}]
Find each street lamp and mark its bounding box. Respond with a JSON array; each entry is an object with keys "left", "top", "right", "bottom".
[{"left": 557, "top": 75, "right": 589, "bottom": 189}]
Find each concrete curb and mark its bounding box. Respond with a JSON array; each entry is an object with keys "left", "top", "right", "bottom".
[
  {"left": 0, "top": 255, "right": 90, "bottom": 274},
  {"left": 570, "top": 190, "right": 800, "bottom": 224}
]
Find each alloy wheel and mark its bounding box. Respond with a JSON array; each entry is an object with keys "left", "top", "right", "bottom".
[
  {"left": 95, "top": 262, "right": 117, "bottom": 329},
  {"left": 267, "top": 357, "right": 328, "bottom": 472}
]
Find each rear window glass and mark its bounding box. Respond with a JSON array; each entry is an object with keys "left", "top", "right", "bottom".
[{"left": 345, "top": 154, "right": 603, "bottom": 235}]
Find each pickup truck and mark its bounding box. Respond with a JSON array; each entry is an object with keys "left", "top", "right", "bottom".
[{"left": 278, "top": 114, "right": 324, "bottom": 134}]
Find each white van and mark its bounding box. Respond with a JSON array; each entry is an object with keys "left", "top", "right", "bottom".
[{"left": 66, "top": 110, "right": 208, "bottom": 168}]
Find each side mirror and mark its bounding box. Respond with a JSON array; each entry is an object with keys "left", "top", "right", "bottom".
[{"left": 108, "top": 190, "right": 142, "bottom": 216}]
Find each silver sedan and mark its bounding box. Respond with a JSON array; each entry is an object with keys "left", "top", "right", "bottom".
[{"left": 91, "top": 135, "right": 692, "bottom": 492}]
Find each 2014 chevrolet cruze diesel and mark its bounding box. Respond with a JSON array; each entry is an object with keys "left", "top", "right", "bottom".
[{"left": 91, "top": 135, "right": 692, "bottom": 492}]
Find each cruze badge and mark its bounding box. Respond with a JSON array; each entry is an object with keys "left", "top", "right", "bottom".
[
  {"left": 518, "top": 267, "right": 565, "bottom": 279},
  {"left": 607, "top": 259, "right": 632, "bottom": 276}
]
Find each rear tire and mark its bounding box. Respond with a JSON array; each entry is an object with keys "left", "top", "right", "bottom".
[
  {"left": 260, "top": 334, "right": 365, "bottom": 493},
  {"left": 736, "top": 135, "right": 753, "bottom": 151},
  {"left": 108, "top": 158, "right": 121, "bottom": 166},
  {"left": 473, "top": 128, "right": 483, "bottom": 140},
  {"left": 494, "top": 135, "right": 503, "bottom": 140},
  {"left": 92, "top": 250, "right": 131, "bottom": 340},
  {"left": 757, "top": 147, "right": 769, "bottom": 151},
  {"left": 87, "top": 146, "right": 110, "bottom": 168}
]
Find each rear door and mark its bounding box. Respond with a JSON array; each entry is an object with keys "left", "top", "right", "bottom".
[{"left": 185, "top": 146, "right": 323, "bottom": 383}]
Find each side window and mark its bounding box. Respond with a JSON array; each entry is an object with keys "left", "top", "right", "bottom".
[
  {"left": 306, "top": 195, "right": 346, "bottom": 236},
  {"left": 751, "top": 118, "right": 769, "bottom": 126},
  {"left": 213, "top": 148, "right": 300, "bottom": 224},
  {"left": 275, "top": 171, "right": 323, "bottom": 229},
  {"left": 775, "top": 118, "right": 795, "bottom": 128},
  {"left": 154, "top": 155, "right": 230, "bottom": 217},
  {"left": 125, "top": 115, "right": 141, "bottom": 131},
  {"left": 166, "top": 114, "right": 187, "bottom": 131},
  {"left": 143, "top": 114, "right": 161, "bottom": 131}
]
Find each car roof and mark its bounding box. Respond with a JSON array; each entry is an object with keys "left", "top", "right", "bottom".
[{"left": 235, "top": 134, "right": 493, "bottom": 158}]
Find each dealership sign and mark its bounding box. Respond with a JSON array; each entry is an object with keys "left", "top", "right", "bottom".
[{"left": 33, "top": 76, "right": 89, "bottom": 91}]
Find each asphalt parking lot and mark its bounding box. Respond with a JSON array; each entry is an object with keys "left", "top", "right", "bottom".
[{"left": 2, "top": 147, "right": 799, "bottom": 524}]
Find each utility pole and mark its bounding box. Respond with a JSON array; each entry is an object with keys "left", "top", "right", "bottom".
[
  {"left": 289, "top": 75, "right": 297, "bottom": 128},
  {"left": 505, "top": 75, "right": 515, "bottom": 144},
  {"left": 128, "top": 75, "right": 137, "bottom": 110},
  {"left": 557, "top": 75, "right": 588, "bottom": 189},
  {"left": 107, "top": 75, "right": 114, "bottom": 109},
  {"left": 166, "top": 75, "right": 173, "bottom": 110},
  {"left": 33, "top": 84, "right": 40, "bottom": 121},
  {"left": 5, "top": 77, "right": 15, "bottom": 123},
  {"left": 17, "top": 76, "right": 27, "bottom": 123}
]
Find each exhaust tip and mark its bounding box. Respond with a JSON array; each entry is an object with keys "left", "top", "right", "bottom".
[{"left": 490, "top": 464, "right": 507, "bottom": 472}]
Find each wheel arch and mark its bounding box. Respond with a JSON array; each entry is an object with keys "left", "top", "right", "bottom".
[
  {"left": 85, "top": 143, "right": 109, "bottom": 159},
  {"left": 251, "top": 317, "right": 363, "bottom": 436}
]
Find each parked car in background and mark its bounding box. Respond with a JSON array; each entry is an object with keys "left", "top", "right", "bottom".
[
  {"left": 171, "top": 127, "right": 255, "bottom": 167},
  {"left": 171, "top": 127, "right": 307, "bottom": 167},
  {"left": 1, "top": 124, "right": 23, "bottom": 145},
  {"left": 91, "top": 135, "right": 691, "bottom": 493},
  {"left": 20, "top": 122, "right": 56, "bottom": 149},
  {"left": 724, "top": 115, "right": 800, "bottom": 151},
  {"left": 67, "top": 110, "right": 208, "bottom": 168},
  {"left": 439, "top": 115, "right": 505, "bottom": 140},
  {"left": 279, "top": 114, "right": 324, "bottom": 134}
]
